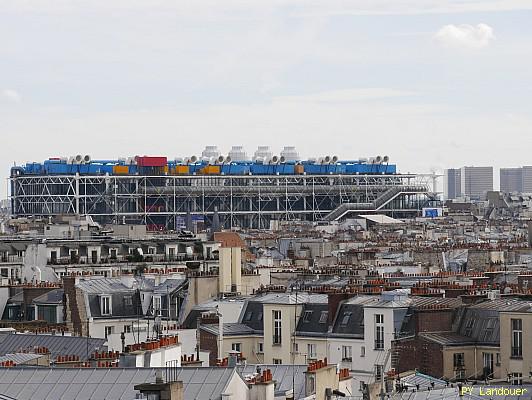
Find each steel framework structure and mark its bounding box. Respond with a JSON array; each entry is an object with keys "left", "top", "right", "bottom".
[{"left": 10, "top": 173, "right": 433, "bottom": 229}]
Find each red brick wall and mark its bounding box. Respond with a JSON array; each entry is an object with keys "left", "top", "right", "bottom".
[
  {"left": 415, "top": 310, "right": 454, "bottom": 333},
  {"left": 199, "top": 329, "right": 218, "bottom": 366},
  {"left": 393, "top": 337, "right": 444, "bottom": 378}
]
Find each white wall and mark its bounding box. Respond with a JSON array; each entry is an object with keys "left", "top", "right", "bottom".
[{"left": 22, "top": 244, "right": 59, "bottom": 283}]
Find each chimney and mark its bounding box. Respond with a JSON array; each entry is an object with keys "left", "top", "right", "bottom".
[
  {"left": 305, "top": 359, "right": 340, "bottom": 400},
  {"left": 327, "top": 293, "right": 355, "bottom": 327},
  {"left": 134, "top": 381, "right": 184, "bottom": 400},
  {"left": 249, "top": 369, "right": 275, "bottom": 400}
]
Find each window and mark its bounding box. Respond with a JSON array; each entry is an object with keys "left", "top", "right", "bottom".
[
  {"left": 464, "top": 318, "right": 475, "bottom": 336},
  {"left": 273, "top": 358, "right": 282, "bottom": 365},
  {"left": 101, "top": 296, "right": 111, "bottom": 316},
  {"left": 231, "top": 343, "right": 241, "bottom": 352},
  {"left": 375, "top": 314, "right": 384, "bottom": 350},
  {"left": 124, "top": 325, "right": 131, "bottom": 333},
  {"left": 511, "top": 319, "right": 522, "bottom": 358},
  {"left": 303, "top": 310, "right": 313, "bottom": 322},
  {"left": 124, "top": 295, "right": 133, "bottom": 306},
  {"left": 360, "top": 346, "right": 366, "bottom": 357},
  {"left": 482, "top": 318, "right": 496, "bottom": 342},
  {"left": 453, "top": 353, "right": 465, "bottom": 369},
  {"left": 244, "top": 311, "right": 253, "bottom": 321},
  {"left": 375, "top": 365, "right": 383, "bottom": 381},
  {"left": 342, "top": 346, "right": 352, "bottom": 362},
  {"left": 510, "top": 373, "right": 522, "bottom": 385},
  {"left": 482, "top": 352, "right": 494, "bottom": 379},
  {"left": 104, "top": 326, "right": 114, "bottom": 339},
  {"left": 110, "top": 249, "right": 117, "bottom": 259},
  {"left": 273, "top": 310, "right": 282, "bottom": 345},
  {"left": 308, "top": 343, "right": 317, "bottom": 360},
  {"left": 340, "top": 312, "right": 352, "bottom": 327},
  {"left": 308, "top": 375, "right": 315, "bottom": 394},
  {"left": 319, "top": 311, "right": 328, "bottom": 324},
  {"left": 153, "top": 296, "right": 162, "bottom": 316},
  {"left": 292, "top": 342, "right": 299, "bottom": 353},
  {"left": 258, "top": 342, "right": 263, "bottom": 353}
]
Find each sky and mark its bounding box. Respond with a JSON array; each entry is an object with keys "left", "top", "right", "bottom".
[{"left": 2, "top": 0, "right": 532, "bottom": 198}]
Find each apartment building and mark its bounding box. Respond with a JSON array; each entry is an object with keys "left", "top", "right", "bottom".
[
  {"left": 500, "top": 306, "right": 532, "bottom": 384},
  {"left": 394, "top": 298, "right": 531, "bottom": 382},
  {"left": 200, "top": 290, "right": 452, "bottom": 397}
]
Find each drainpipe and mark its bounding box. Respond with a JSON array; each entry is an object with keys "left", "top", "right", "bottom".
[{"left": 217, "top": 307, "right": 223, "bottom": 361}]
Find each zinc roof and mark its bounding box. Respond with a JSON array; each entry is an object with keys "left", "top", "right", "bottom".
[
  {"left": 0, "top": 367, "right": 236, "bottom": 400},
  {"left": 0, "top": 334, "right": 106, "bottom": 361},
  {"left": 76, "top": 278, "right": 134, "bottom": 294}
]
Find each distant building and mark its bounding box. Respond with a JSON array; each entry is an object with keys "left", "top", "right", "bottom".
[
  {"left": 500, "top": 166, "right": 532, "bottom": 193},
  {"left": 444, "top": 168, "right": 461, "bottom": 200},
  {"left": 500, "top": 167, "right": 523, "bottom": 193},
  {"left": 523, "top": 166, "right": 532, "bottom": 192},
  {"left": 460, "top": 166, "right": 493, "bottom": 200}
]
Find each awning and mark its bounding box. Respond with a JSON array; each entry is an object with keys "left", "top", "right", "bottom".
[{"left": 10, "top": 243, "right": 27, "bottom": 252}]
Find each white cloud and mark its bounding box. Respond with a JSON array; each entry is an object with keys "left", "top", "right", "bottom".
[
  {"left": 275, "top": 88, "right": 417, "bottom": 103},
  {"left": 4, "top": 1, "right": 532, "bottom": 16},
  {"left": 1, "top": 89, "right": 22, "bottom": 103},
  {"left": 434, "top": 23, "right": 495, "bottom": 49}
]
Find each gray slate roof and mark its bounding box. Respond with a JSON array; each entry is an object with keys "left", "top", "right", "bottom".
[
  {"left": 0, "top": 353, "right": 44, "bottom": 365},
  {"left": 32, "top": 289, "right": 64, "bottom": 305},
  {"left": 77, "top": 278, "right": 135, "bottom": 294},
  {"left": 0, "top": 367, "right": 237, "bottom": 400},
  {"left": 237, "top": 364, "right": 308, "bottom": 399},
  {"left": 391, "top": 385, "right": 532, "bottom": 400},
  {"left": 0, "top": 334, "right": 106, "bottom": 361},
  {"left": 153, "top": 278, "right": 187, "bottom": 295},
  {"left": 201, "top": 323, "right": 257, "bottom": 337}
]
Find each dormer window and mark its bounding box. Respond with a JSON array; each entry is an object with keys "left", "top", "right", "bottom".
[
  {"left": 101, "top": 295, "right": 112, "bottom": 316},
  {"left": 153, "top": 296, "right": 162, "bottom": 316}
]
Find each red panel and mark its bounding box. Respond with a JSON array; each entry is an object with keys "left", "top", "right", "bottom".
[{"left": 137, "top": 156, "right": 168, "bottom": 167}]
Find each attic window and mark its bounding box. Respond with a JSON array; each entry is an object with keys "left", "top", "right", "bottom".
[
  {"left": 244, "top": 311, "right": 253, "bottom": 321},
  {"left": 464, "top": 318, "right": 475, "bottom": 336},
  {"left": 319, "top": 311, "right": 328, "bottom": 324},
  {"left": 303, "top": 311, "right": 313, "bottom": 322},
  {"left": 100, "top": 296, "right": 112, "bottom": 316},
  {"left": 340, "top": 312, "right": 352, "bottom": 327},
  {"left": 124, "top": 295, "right": 133, "bottom": 306}
]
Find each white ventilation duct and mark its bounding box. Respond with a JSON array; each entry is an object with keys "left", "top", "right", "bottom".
[
  {"left": 253, "top": 146, "right": 273, "bottom": 162},
  {"left": 201, "top": 145, "right": 220, "bottom": 161},
  {"left": 280, "top": 146, "right": 299, "bottom": 162},
  {"left": 228, "top": 146, "right": 248, "bottom": 162}
]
